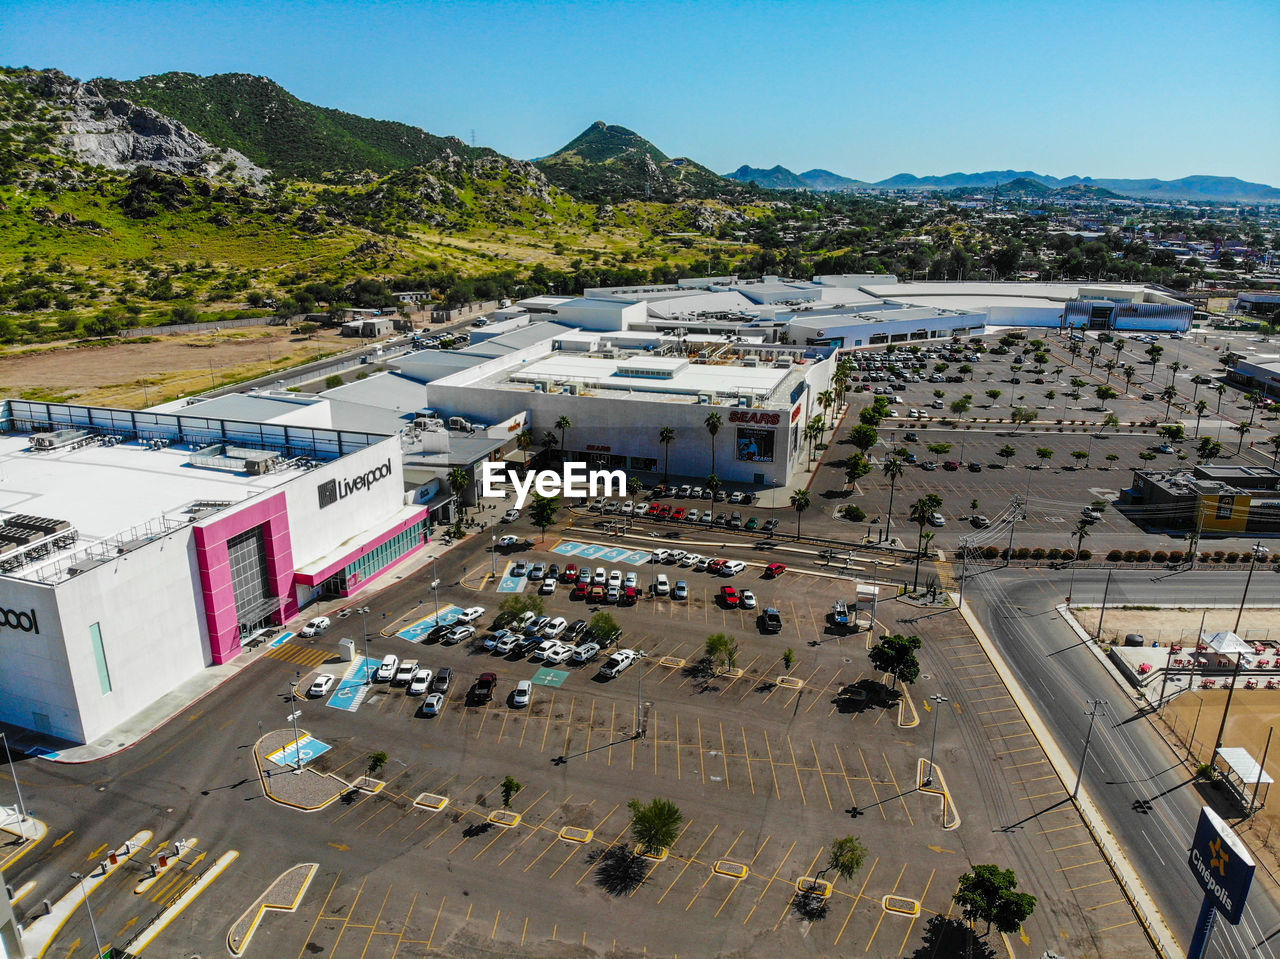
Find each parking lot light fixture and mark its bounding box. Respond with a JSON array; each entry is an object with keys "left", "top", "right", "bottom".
[
  {"left": 71, "top": 872, "right": 104, "bottom": 958},
  {"left": 0, "top": 731, "right": 30, "bottom": 842},
  {"left": 356, "top": 605, "right": 371, "bottom": 683},
  {"left": 289, "top": 681, "right": 302, "bottom": 773},
  {"left": 924, "top": 694, "right": 948, "bottom": 787},
  {"left": 491, "top": 535, "right": 496, "bottom": 576}
]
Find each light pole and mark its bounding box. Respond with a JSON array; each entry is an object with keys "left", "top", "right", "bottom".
[
  {"left": 71, "top": 871, "right": 104, "bottom": 959},
  {"left": 491, "top": 535, "right": 497, "bottom": 577},
  {"left": 1209, "top": 544, "right": 1271, "bottom": 765},
  {"left": 356, "top": 606, "right": 371, "bottom": 683},
  {"left": 1074, "top": 700, "right": 1107, "bottom": 799},
  {"left": 924, "top": 694, "right": 948, "bottom": 786},
  {"left": 431, "top": 579, "right": 441, "bottom": 628},
  {"left": 288, "top": 679, "right": 302, "bottom": 773},
  {"left": 0, "top": 731, "right": 30, "bottom": 842},
  {"left": 1234, "top": 541, "right": 1268, "bottom": 633}
]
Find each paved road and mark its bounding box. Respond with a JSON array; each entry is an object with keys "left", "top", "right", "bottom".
[{"left": 966, "top": 564, "right": 1280, "bottom": 958}]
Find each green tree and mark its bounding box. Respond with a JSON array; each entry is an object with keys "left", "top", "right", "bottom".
[
  {"left": 1233, "top": 421, "right": 1252, "bottom": 453},
  {"left": 1160, "top": 423, "right": 1185, "bottom": 444},
  {"left": 927, "top": 442, "right": 952, "bottom": 463},
  {"left": 1073, "top": 518, "right": 1091, "bottom": 558},
  {"left": 500, "top": 775, "right": 523, "bottom": 808},
  {"left": 782, "top": 647, "right": 796, "bottom": 670},
  {"left": 1161, "top": 385, "right": 1178, "bottom": 420},
  {"left": 447, "top": 466, "right": 471, "bottom": 516},
  {"left": 790, "top": 488, "right": 811, "bottom": 539},
  {"left": 366, "top": 751, "right": 388, "bottom": 778},
  {"left": 816, "top": 836, "right": 868, "bottom": 883},
  {"left": 704, "top": 411, "right": 722, "bottom": 475},
  {"left": 909, "top": 494, "right": 943, "bottom": 590},
  {"left": 1101, "top": 412, "right": 1121, "bottom": 432},
  {"left": 540, "top": 431, "right": 558, "bottom": 463},
  {"left": 589, "top": 612, "right": 622, "bottom": 647},
  {"left": 1194, "top": 399, "right": 1208, "bottom": 437},
  {"left": 529, "top": 493, "right": 559, "bottom": 542},
  {"left": 704, "top": 632, "right": 739, "bottom": 676},
  {"left": 882, "top": 456, "right": 904, "bottom": 545},
  {"left": 847, "top": 423, "right": 879, "bottom": 453},
  {"left": 1197, "top": 437, "right": 1223, "bottom": 462},
  {"left": 706, "top": 473, "right": 722, "bottom": 498},
  {"left": 1009, "top": 407, "right": 1035, "bottom": 431},
  {"left": 1122, "top": 365, "right": 1136, "bottom": 393},
  {"left": 324, "top": 374, "right": 344, "bottom": 389},
  {"left": 997, "top": 443, "right": 1017, "bottom": 464},
  {"left": 555, "top": 415, "right": 573, "bottom": 462},
  {"left": 1213, "top": 382, "right": 1227, "bottom": 413},
  {"left": 1035, "top": 447, "right": 1054, "bottom": 467},
  {"left": 949, "top": 396, "right": 972, "bottom": 420},
  {"left": 628, "top": 797, "right": 683, "bottom": 855},
  {"left": 953, "top": 864, "right": 1038, "bottom": 937},
  {"left": 868, "top": 633, "right": 922, "bottom": 689},
  {"left": 496, "top": 594, "right": 545, "bottom": 627},
  {"left": 1269, "top": 434, "right": 1280, "bottom": 468},
  {"left": 659, "top": 426, "right": 676, "bottom": 482},
  {"left": 1095, "top": 384, "right": 1119, "bottom": 402},
  {"left": 985, "top": 389, "right": 1002, "bottom": 407}
]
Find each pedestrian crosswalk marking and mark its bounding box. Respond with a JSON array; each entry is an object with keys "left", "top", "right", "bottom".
[{"left": 262, "top": 643, "right": 332, "bottom": 668}]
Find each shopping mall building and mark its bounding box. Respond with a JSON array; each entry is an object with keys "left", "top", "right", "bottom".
[{"left": 0, "top": 400, "right": 429, "bottom": 744}]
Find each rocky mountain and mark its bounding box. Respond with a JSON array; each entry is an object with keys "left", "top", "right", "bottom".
[
  {"left": 93, "top": 72, "right": 489, "bottom": 181},
  {"left": 1, "top": 69, "right": 266, "bottom": 184},
  {"left": 535, "top": 121, "right": 747, "bottom": 203},
  {"left": 724, "top": 165, "right": 866, "bottom": 192},
  {"left": 796, "top": 168, "right": 867, "bottom": 191}
]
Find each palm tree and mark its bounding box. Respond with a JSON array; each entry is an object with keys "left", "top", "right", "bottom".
[
  {"left": 1161, "top": 385, "right": 1178, "bottom": 420},
  {"left": 540, "top": 431, "right": 558, "bottom": 464},
  {"left": 516, "top": 428, "right": 533, "bottom": 452},
  {"left": 909, "top": 495, "right": 942, "bottom": 590},
  {"left": 789, "top": 488, "right": 811, "bottom": 540},
  {"left": 555, "top": 415, "right": 572, "bottom": 463},
  {"left": 1213, "top": 382, "right": 1227, "bottom": 413},
  {"left": 658, "top": 426, "right": 676, "bottom": 483},
  {"left": 1122, "top": 365, "right": 1136, "bottom": 394},
  {"left": 1194, "top": 399, "right": 1208, "bottom": 437},
  {"left": 1101, "top": 359, "right": 1116, "bottom": 384},
  {"left": 818, "top": 389, "right": 835, "bottom": 435},
  {"left": 447, "top": 466, "right": 471, "bottom": 516},
  {"left": 1268, "top": 434, "right": 1280, "bottom": 467},
  {"left": 706, "top": 473, "right": 721, "bottom": 499},
  {"left": 882, "top": 456, "right": 904, "bottom": 545},
  {"left": 1087, "top": 346, "right": 1099, "bottom": 374},
  {"left": 1233, "top": 422, "right": 1251, "bottom": 454},
  {"left": 1247, "top": 391, "right": 1262, "bottom": 426},
  {"left": 704, "top": 411, "right": 722, "bottom": 476},
  {"left": 1072, "top": 518, "right": 1091, "bottom": 558}
]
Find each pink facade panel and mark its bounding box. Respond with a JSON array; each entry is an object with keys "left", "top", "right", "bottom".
[{"left": 194, "top": 493, "right": 297, "bottom": 664}]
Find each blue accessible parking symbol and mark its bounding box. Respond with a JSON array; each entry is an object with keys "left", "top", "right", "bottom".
[{"left": 267, "top": 734, "right": 331, "bottom": 768}]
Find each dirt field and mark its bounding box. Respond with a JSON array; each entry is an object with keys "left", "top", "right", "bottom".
[
  {"left": 0, "top": 326, "right": 350, "bottom": 408},
  {"left": 1072, "top": 606, "right": 1280, "bottom": 647}
]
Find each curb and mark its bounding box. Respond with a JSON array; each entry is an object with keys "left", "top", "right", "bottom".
[{"left": 957, "top": 597, "right": 1180, "bottom": 959}]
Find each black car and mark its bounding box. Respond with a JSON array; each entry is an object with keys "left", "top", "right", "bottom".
[
  {"left": 968, "top": 462, "right": 983, "bottom": 472},
  {"left": 547, "top": 563, "right": 560, "bottom": 580},
  {"left": 567, "top": 619, "right": 588, "bottom": 640},
  {"left": 427, "top": 622, "right": 453, "bottom": 643},
  {"left": 472, "top": 672, "right": 498, "bottom": 704},
  {"left": 761, "top": 519, "right": 779, "bottom": 533},
  {"left": 761, "top": 609, "right": 784, "bottom": 634},
  {"left": 904, "top": 431, "right": 919, "bottom": 442}
]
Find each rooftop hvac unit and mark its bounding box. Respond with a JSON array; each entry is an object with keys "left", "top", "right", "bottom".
[
  {"left": 741, "top": 357, "right": 758, "bottom": 367},
  {"left": 533, "top": 382, "right": 545, "bottom": 392},
  {"left": 698, "top": 393, "right": 712, "bottom": 405},
  {"left": 565, "top": 384, "right": 579, "bottom": 395}
]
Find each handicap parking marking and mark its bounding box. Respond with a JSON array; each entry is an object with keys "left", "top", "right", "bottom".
[
  {"left": 496, "top": 562, "right": 528, "bottom": 593},
  {"left": 267, "top": 734, "right": 332, "bottom": 768},
  {"left": 268, "top": 631, "right": 294, "bottom": 649},
  {"left": 327, "top": 656, "right": 376, "bottom": 711},
  {"left": 574, "top": 544, "right": 608, "bottom": 559},
  {"left": 596, "top": 547, "right": 631, "bottom": 562},
  {"left": 552, "top": 542, "right": 586, "bottom": 556},
  {"left": 622, "top": 550, "right": 652, "bottom": 565},
  {"left": 531, "top": 667, "right": 571, "bottom": 688},
  {"left": 396, "top": 606, "right": 461, "bottom": 641}
]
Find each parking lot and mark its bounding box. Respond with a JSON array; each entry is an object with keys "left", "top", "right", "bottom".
[{"left": 11, "top": 519, "right": 1155, "bottom": 958}]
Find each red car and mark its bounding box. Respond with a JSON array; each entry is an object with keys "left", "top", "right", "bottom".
[
  {"left": 943, "top": 460, "right": 960, "bottom": 471},
  {"left": 706, "top": 559, "right": 726, "bottom": 575},
  {"left": 671, "top": 507, "right": 687, "bottom": 521},
  {"left": 659, "top": 504, "right": 676, "bottom": 519},
  {"left": 645, "top": 502, "right": 663, "bottom": 516},
  {"left": 764, "top": 562, "right": 787, "bottom": 578},
  {"left": 621, "top": 586, "right": 638, "bottom": 606},
  {"left": 563, "top": 563, "right": 578, "bottom": 583},
  {"left": 589, "top": 585, "right": 607, "bottom": 602},
  {"left": 572, "top": 583, "right": 588, "bottom": 600},
  {"left": 720, "top": 585, "right": 740, "bottom": 607}
]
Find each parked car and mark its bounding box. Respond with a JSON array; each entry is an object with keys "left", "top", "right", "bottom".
[
  {"left": 764, "top": 562, "right": 787, "bottom": 577},
  {"left": 511, "top": 561, "right": 529, "bottom": 577},
  {"left": 592, "top": 567, "right": 608, "bottom": 585},
  {"left": 432, "top": 667, "right": 452, "bottom": 693},
  {"left": 456, "top": 606, "right": 486, "bottom": 624},
  {"left": 540, "top": 577, "right": 557, "bottom": 595},
  {"left": 573, "top": 641, "right": 601, "bottom": 663},
  {"left": 761, "top": 519, "right": 779, "bottom": 534},
  {"left": 472, "top": 672, "right": 498, "bottom": 703},
  {"left": 497, "top": 535, "right": 519, "bottom": 548},
  {"left": 494, "top": 631, "right": 521, "bottom": 654},
  {"left": 444, "top": 625, "right": 476, "bottom": 645},
  {"left": 971, "top": 515, "right": 990, "bottom": 528},
  {"left": 502, "top": 508, "right": 521, "bottom": 523},
  {"left": 651, "top": 549, "right": 670, "bottom": 564},
  {"left": 528, "top": 563, "right": 546, "bottom": 581},
  {"left": 761, "top": 609, "right": 784, "bottom": 633},
  {"left": 654, "top": 573, "right": 670, "bottom": 595},
  {"left": 600, "top": 649, "right": 638, "bottom": 678},
  {"left": 308, "top": 673, "right": 336, "bottom": 697},
  {"left": 376, "top": 654, "right": 399, "bottom": 681},
  {"left": 394, "top": 659, "right": 420, "bottom": 685},
  {"left": 408, "top": 668, "right": 433, "bottom": 695},
  {"left": 1082, "top": 508, "right": 1103, "bottom": 522},
  {"left": 421, "top": 692, "right": 444, "bottom": 716},
  {"left": 720, "top": 585, "right": 741, "bottom": 607},
  {"left": 512, "top": 680, "right": 532, "bottom": 708},
  {"left": 673, "top": 581, "right": 688, "bottom": 600},
  {"left": 721, "top": 560, "right": 746, "bottom": 576},
  {"left": 544, "top": 643, "right": 574, "bottom": 665},
  {"left": 740, "top": 589, "right": 757, "bottom": 609},
  {"left": 562, "top": 563, "right": 578, "bottom": 582},
  {"left": 300, "top": 616, "right": 330, "bottom": 637}
]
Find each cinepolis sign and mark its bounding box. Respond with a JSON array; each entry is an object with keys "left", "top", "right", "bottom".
[
  {"left": 0, "top": 606, "right": 39, "bottom": 634},
  {"left": 1189, "top": 806, "right": 1254, "bottom": 923}
]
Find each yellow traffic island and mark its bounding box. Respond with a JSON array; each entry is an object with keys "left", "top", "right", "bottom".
[
  {"left": 658, "top": 656, "right": 686, "bottom": 669},
  {"left": 897, "top": 689, "right": 920, "bottom": 728},
  {"left": 916, "top": 758, "right": 962, "bottom": 831},
  {"left": 559, "top": 826, "right": 594, "bottom": 844},
  {"left": 883, "top": 895, "right": 921, "bottom": 917},
  {"left": 353, "top": 776, "right": 385, "bottom": 795},
  {"left": 776, "top": 675, "right": 804, "bottom": 690},
  {"left": 125, "top": 850, "right": 239, "bottom": 955},
  {"left": 134, "top": 837, "right": 198, "bottom": 894},
  {"left": 636, "top": 845, "right": 669, "bottom": 862},
  {"left": 795, "top": 877, "right": 833, "bottom": 898},
  {"left": 722, "top": 667, "right": 745, "bottom": 680},
  {"left": 227, "top": 863, "right": 318, "bottom": 957},
  {"left": 414, "top": 792, "right": 450, "bottom": 812},
  {"left": 488, "top": 809, "right": 521, "bottom": 828},
  {"left": 0, "top": 812, "right": 47, "bottom": 873},
  {"left": 713, "top": 860, "right": 749, "bottom": 880}
]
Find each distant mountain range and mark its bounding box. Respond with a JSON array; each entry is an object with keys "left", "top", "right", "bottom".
[{"left": 724, "top": 164, "right": 1280, "bottom": 203}]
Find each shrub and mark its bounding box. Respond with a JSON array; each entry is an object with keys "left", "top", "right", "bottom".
[
  {"left": 1078, "top": 549, "right": 1092, "bottom": 561},
  {"left": 1151, "top": 550, "right": 1168, "bottom": 563},
  {"left": 1031, "top": 548, "right": 1047, "bottom": 561},
  {"left": 1271, "top": 554, "right": 1280, "bottom": 565},
  {"left": 1213, "top": 550, "right": 1226, "bottom": 560},
  {"left": 1210, "top": 553, "right": 1223, "bottom": 564},
  {"left": 1135, "top": 549, "right": 1151, "bottom": 563},
  {"left": 1061, "top": 548, "right": 1076, "bottom": 561},
  {"left": 1047, "top": 547, "right": 1062, "bottom": 560},
  {"left": 1015, "top": 547, "right": 1031, "bottom": 560},
  {"left": 982, "top": 545, "right": 1000, "bottom": 560},
  {"left": 1107, "top": 549, "right": 1124, "bottom": 562},
  {"left": 1122, "top": 550, "right": 1137, "bottom": 562},
  {"left": 840, "top": 504, "right": 866, "bottom": 522},
  {"left": 1225, "top": 551, "right": 1240, "bottom": 563}
]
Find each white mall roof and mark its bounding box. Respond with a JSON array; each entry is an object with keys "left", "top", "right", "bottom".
[{"left": 507, "top": 354, "right": 790, "bottom": 399}]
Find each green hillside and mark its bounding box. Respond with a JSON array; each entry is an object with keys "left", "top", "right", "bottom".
[
  {"left": 536, "top": 121, "right": 748, "bottom": 203},
  {"left": 95, "top": 72, "right": 489, "bottom": 180}
]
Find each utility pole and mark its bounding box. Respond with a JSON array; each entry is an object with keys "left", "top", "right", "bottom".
[
  {"left": 1234, "top": 541, "right": 1268, "bottom": 633},
  {"left": 1094, "top": 569, "right": 1113, "bottom": 641},
  {"left": 356, "top": 605, "right": 371, "bottom": 683},
  {"left": 0, "top": 732, "right": 29, "bottom": 842},
  {"left": 924, "top": 694, "right": 949, "bottom": 786},
  {"left": 288, "top": 679, "right": 302, "bottom": 773},
  {"left": 71, "top": 872, "right": 104, "bottom": 959},
  {"left": 1074, "top": 700, "right": 1107, "bottom": 799},
  {"left": 1004, "top": 496, "right": 1021, "bottom": 564}
]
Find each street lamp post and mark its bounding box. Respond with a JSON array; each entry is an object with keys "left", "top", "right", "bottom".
[
  {"left": 70, "top": 872, "right": 104, "bottom": 959},
  {"left": 0, "top": 731, "right": 30, "bottom": 842},
  {"left": 288, "top": 680, "right": 302, "bottom": 773},
  {"left": 1234, "top": 541, "right": 1268, "bottom": 633},
  {"left": 924, "top": 694, "right": 948, "bottom": 786},
  {"left": 431, "top": 579, "right": 441, "bottom": 628},
  {"left": 1074, "top": 700, "right": 1107, "bottom": 799},
  {"left": 356, "top": 606, "right": 371, "bottom": 684},
  {"left": 1210, "top": 544, "right": 1271, "bottom": 764},
  {"left": 491, "top": 535, "right": 497, "bottom": 577}
]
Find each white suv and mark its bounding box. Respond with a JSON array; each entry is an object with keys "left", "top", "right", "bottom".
[{"left": 600, "top": 649, "right": 638, "bottom": 678}]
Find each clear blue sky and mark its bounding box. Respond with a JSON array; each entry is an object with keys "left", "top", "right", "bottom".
[{"left": 4, "top": 0, "right": 1278, "bottom": 184}]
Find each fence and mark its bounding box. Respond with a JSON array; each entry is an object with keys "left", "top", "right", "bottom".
[{"left": 121, "top": 314, "right": 275, "bottom": 338}]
